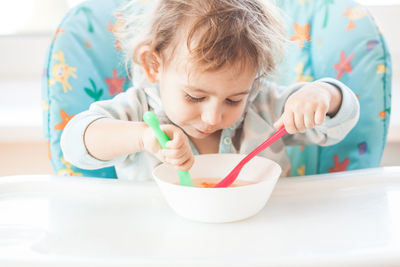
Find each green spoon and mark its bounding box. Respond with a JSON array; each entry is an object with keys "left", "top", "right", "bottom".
[{"left": 143, "top": 111, "right": 194, "bottom": 187}]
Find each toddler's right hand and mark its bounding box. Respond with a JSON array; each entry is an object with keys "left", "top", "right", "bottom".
[{"left": 141, "top": 124, "right": 194, "bottom": 171}]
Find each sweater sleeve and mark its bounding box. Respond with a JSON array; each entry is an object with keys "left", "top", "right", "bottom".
[
  {"left": 252, "top": 77, "right": 360, "bottom": 146},
  {"left": 60, "top": 87, "right": 149, "bottom": 170}
]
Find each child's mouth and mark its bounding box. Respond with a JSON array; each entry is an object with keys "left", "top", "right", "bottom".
[{"left": 196, "top": 128, "right": 213, "bottom": 135}]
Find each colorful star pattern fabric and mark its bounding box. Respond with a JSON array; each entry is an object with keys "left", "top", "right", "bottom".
[
  {"left": 41, "top": 0, "right": 391, "bottom": 178},
  {"left": 342, "top": 6, "right": 367, "bottom": 32},
  {"left": 290, "top": 23, "right": 311, "bottom": 49},
  {"left": 334, "top": 51, "right": 355, "bottom": 79},
  {"left": 329, "top": 155, "right": 350, "bottom": 173},
  {"left": 105, "top": 69, "right": 125, "bottom": 96},
  {"left": 54, "top": 109, "right": 75, "bottom": 131}
]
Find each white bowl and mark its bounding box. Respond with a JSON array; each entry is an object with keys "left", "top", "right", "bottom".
[{"left": 153, "top": 154, "right": 282, "bottom": 223}]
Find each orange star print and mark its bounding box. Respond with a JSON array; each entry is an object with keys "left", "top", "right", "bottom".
[
  {"left": 54, "top": 109, "right": 75, "bottom": 130},
  {"left": 334, "top": 51, "right": 355, "bottom": 79},
  {"left": 105, "top": 69, "right": 125, "bottom": 95},
  {"left": 107, "top": 14, "right": 124, "bottom": 50},
  {"left": 290, "top": 23, "right": 310, "bottom": 49},
  {"left": 379, "top": 108, "right": 391, "bottom": 119},
  {"left": 342, "top": 6, "right": 367, "bottom": 32}
]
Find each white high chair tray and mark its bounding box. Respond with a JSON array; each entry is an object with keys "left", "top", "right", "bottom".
[{"left": 1, "top": 167, "right": 400, "bottom": 266}]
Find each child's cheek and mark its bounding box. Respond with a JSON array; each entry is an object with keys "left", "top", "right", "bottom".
[{"left": 226, "top": 103, "right": 246, "bottom": 126}]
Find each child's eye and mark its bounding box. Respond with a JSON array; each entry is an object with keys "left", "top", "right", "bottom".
[
  {"left": 225, "top": 99, "right": 242, "bottom": 106},
  {"left": 185, "top": 93, "right": 205, "bottom": 103}
]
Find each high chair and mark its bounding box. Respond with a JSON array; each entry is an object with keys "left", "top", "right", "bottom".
[{"left": 42, "top": 0, "right": 392, "bottom": 178}]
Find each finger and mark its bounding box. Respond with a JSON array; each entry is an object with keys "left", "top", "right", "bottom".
[
  {"left": 294, "top": 111, "right": 306, "bottom": 133},
  {"left": 149, "top": 138, "right": 164, "bottom": 155},
  {"left": 162, "top": 142, "right": 192, "bottom": 163},
  {"left": 175, "top": 156, "right": 195, "bottom": 171},
  {"left": 273, "top": 116, "right": 284, "bottom": 130},
  {"left": 164, "top": 147, "right": 192, "bottom": 167},
  {"left": 282, "top": 111, "right": 297, "bottom": 134},
  {"left": 167, "top": 153, "right": 191, "bottom": 166},
  {"left": 161, "top": 125, "right": 184, "bottom": 149},
  {"left": 304, "top": 106, "right": 315, "bottom": 129},
  {"left": 314, "top": 105, "right": 327, "bottom": 125},
  {"left": 162, "top": 146, "right": 188, "bottom": 160}
]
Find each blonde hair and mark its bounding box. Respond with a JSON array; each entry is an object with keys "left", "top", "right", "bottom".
[{"left": 116, "top": 0, "right": 286, "bottom": 80}]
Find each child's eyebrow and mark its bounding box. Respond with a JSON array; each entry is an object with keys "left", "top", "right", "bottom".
[{"left": 185, "top": 85, "right": 250, "bottom": 96}]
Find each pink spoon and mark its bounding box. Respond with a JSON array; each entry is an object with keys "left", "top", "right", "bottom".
[{"left": 213, "top": 127, "right": 287, "bottom": 188}]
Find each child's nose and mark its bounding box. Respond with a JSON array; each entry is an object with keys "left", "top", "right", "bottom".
[{"left": 201, "top": 104, "right": 222, "bottom": 126}]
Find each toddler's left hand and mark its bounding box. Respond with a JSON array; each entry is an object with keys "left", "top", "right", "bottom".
[{"left": 273, "top": 81, "right": 342, "bottom": 134}]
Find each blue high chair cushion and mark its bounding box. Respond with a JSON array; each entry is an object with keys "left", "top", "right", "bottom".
[
  {"left": 42, "top": 0, "right": 391, "bottom": 178},
  {"left": 42, "top": 0, "right": 130, "bottom": 178},
  {"left": 274, "top": 0, "right": 392, "bottom": 176}
]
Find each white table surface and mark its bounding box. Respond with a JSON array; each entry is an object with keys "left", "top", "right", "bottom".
[{"left": 1, "top": 167, "right": 400, "bottom": 266}]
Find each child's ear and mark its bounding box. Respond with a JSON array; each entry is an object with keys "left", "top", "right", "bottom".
[{"left": 138, "top": 46, "right": 162, "bottom": 83}]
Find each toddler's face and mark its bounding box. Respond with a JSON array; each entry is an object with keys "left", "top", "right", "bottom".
[{"left": 157, "top": 44, "right": 257, "bottom": 140}]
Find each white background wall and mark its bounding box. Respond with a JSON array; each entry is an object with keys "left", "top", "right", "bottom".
[{"left": 0, "top": 2, "right": 399, "bottom": 176}]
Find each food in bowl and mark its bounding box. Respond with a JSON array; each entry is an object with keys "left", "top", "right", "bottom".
[
  {"left": 176, "top": 177, "right": 255, "bottom": 188},
  {"left": 153, "top": 154, "right": 282, "bottom": 223}
]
